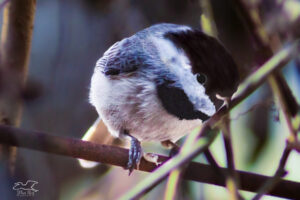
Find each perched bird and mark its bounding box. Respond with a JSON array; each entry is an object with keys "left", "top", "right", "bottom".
[{"left": 84, "top": 23, "right": 239, "bottom": 173}]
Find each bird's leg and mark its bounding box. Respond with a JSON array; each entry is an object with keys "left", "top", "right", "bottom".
[
  {"left": 161, "top": 140, "right": 180, "bottom": 157},
  {"left": 216, "top": 93, "right": 230, "bottom": 108},
  {"left": 123, "top": 130, "right": 142, "bottom": 175}
]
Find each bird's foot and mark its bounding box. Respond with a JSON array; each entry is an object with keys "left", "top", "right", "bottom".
[
  {"left": 216, "top": 93, "right": 230, "bottom": 108},
  {"left": 125, "top": 135, "right": 142, "bottom": 175},
  {"left": 144, "top": 153, "right": 162, "bottom": 166}
]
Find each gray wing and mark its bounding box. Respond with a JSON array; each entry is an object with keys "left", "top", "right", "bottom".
[
  {"left": 96, "top": 37, "right": 151, "bottom": 76},
  {"left": 97, "top": 23, "right": 189, "bottom": 76}
]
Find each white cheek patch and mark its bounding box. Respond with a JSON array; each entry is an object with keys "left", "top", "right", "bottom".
[
  {"left": 189, "top": 86, "right": 216, "bottom": 116},
  {"left": 151, "top": 36, "right": 216, "bottom": 117},
  {"left": 182, "top": 62, "right": 192, "bottom": 71},
  {"left": 151, "top": 37, "right": 192, "bottom": 71},
  {"left": 151, "top": 37, "right": 177, "bottom": 64},
  {"left": 144, "top": 37, "right": 214, "bottom": 122}
]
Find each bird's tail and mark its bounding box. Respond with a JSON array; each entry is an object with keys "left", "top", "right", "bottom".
[{"left": 78, "top": 117, "right": 121, "bottom": 168}]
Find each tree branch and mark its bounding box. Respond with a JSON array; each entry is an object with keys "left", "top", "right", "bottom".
[
  {"left": 221, "top": 118, "right": 243, "bottom": 200},
  {"left": 0, "top": 125, "right": 299, "bottom": 199}
]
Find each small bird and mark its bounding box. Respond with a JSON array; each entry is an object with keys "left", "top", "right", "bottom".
[{"left": 86, "top": 23, "right": 239, "bottom": 173}]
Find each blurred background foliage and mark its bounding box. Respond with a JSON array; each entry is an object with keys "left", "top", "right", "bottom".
[{"left": 0, "top": 0, "right": 299, "bottom": 199}]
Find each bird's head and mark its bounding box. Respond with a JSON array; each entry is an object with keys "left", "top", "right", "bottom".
[
  {"left": 164, "top": 29, "right": 240, "bottom": 110},
  {"left": 145, "top": 25, "right": 240, "bottom": 120}
]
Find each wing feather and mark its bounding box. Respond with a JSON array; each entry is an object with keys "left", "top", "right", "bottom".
[{"left": 96, "top": 38, "right": 147, "bottom": 76}]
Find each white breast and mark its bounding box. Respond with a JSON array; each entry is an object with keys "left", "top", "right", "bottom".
[{"left": 89, "top": 68, "right": 203, "bottom": 142}]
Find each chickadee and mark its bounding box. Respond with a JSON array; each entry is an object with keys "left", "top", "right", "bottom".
[{"left": 86, "top": 23, "right": 239, "bottom": 173}]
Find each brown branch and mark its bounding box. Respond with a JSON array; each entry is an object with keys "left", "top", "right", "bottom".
[
  {"left": 0, "top": 125, "right": 299, "bottom": 199},
  {"left": 203, "top": 149, "right": 223, "bottom": 176},
  {"left": 287, "top": 141, "right": 300, "bottom": 153},
  {"left": 0, "top": 0, "right": 36, "bottom": 173}
]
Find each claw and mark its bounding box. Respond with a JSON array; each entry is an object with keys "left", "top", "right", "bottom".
[
  {"left": 126, "top": 135, "right": 142, "bottom": 175},
  {"left": 216, "top": 93, "right": 230, "bottom": 108},
  {"left": 144, "top": 153, "right": 162, "bottom": 166}
]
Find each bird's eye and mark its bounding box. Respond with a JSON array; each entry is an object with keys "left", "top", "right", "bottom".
[{"left": 196, "top": 73, "right": 207, "bottom": 84}]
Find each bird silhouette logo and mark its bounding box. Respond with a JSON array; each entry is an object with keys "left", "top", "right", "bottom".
[{"left": 13, "top": 180, "right": 39, "bottom": 193}]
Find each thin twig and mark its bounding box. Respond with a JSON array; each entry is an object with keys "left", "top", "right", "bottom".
[
  {"left": 231, "top": 0, "right": 299, "bottom": 117},
  {"left": 208, "top": 41, "right": 298, "bottom": 129},
  {"left": 269, "top": 76, "right": 298, "bottom": 142},
  {"left": 229, "top": 98, "right": 273, "bottom": 121},
  {"left": 287, "top": 141, "right": 300, "bottom": 153},
  {"left": 164, "top": 169, "right": 182, "bottom": 200},
  {"left": 228, "top": 1, "right": 299, "bottom": 199},
  {"left": 120, "top": 125, "right": 218, "bottom": 200},
  {"left": 252, "top": 148, "right": 291, "bottom": 200},
  {"left": 163, "top": 127, "right": 203, "bottom": 200},
  {"left": 251, "top": 75, "right": 298, "bottom": 200},
  {"left": 203, "top": 149, "right": 223, "bottom": 177},
  {"left": 221, "top": 117, "right": 243, "bottom": 200}
]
